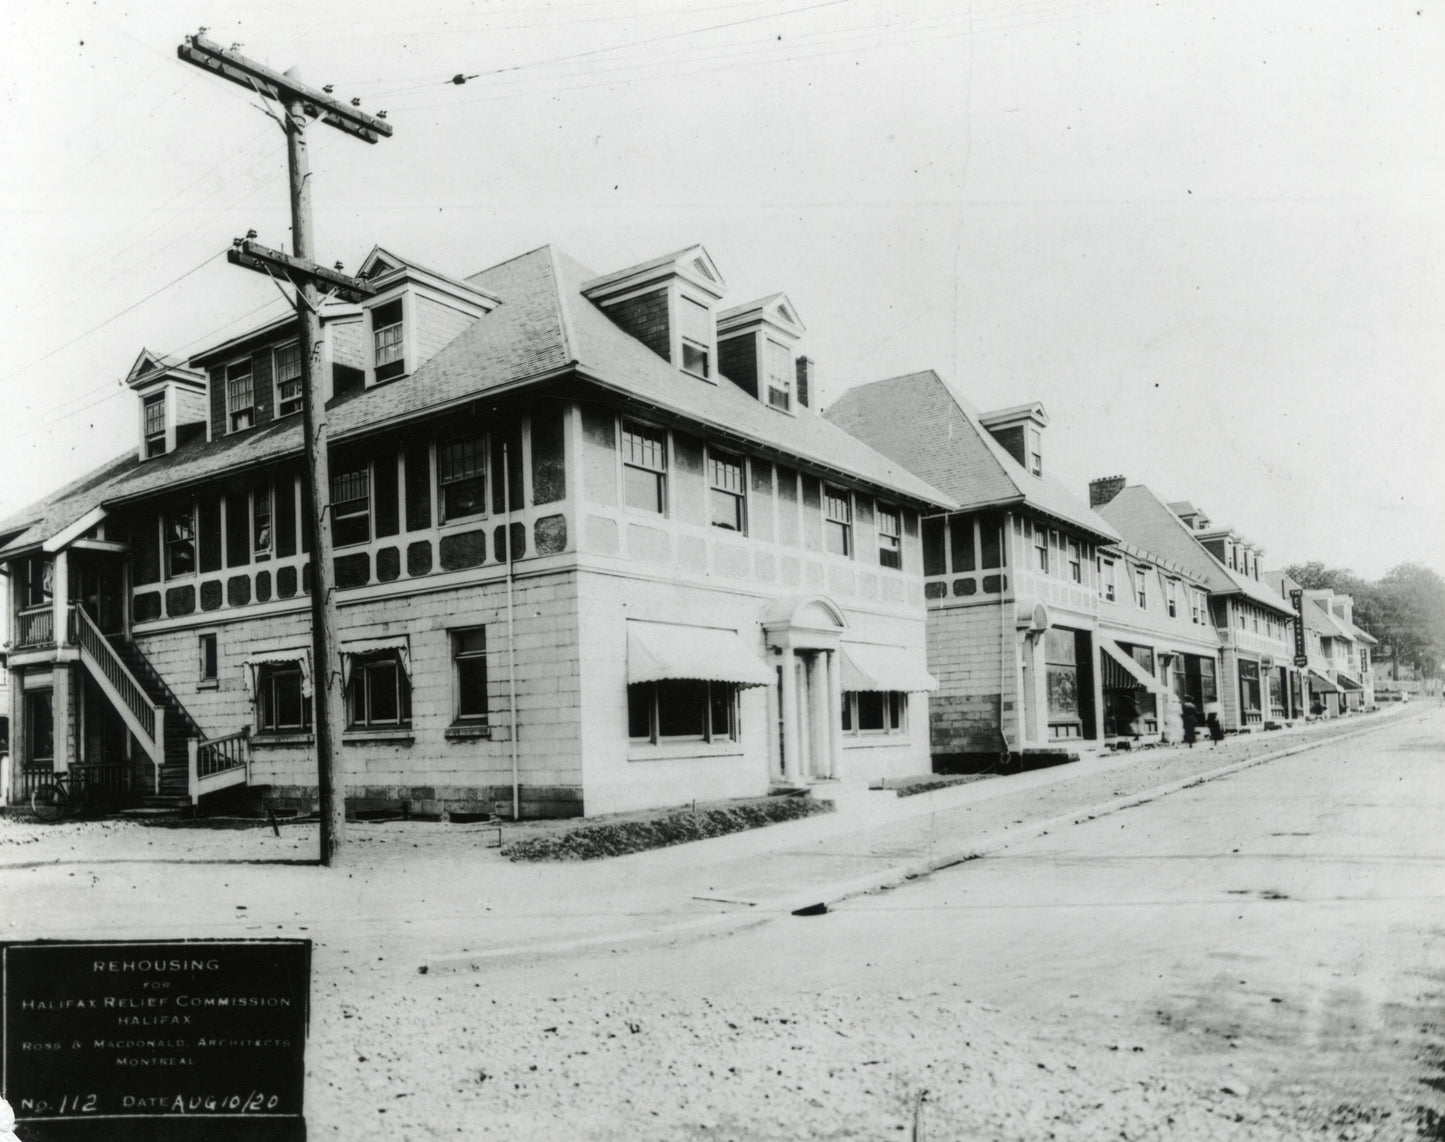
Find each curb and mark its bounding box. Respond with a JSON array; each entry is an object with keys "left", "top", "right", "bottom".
[{"left": 420, "top": 712, "right": 1418, "bottom": 972}]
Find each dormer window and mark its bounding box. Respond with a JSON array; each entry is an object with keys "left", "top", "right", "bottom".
[
  {"left": 373, "top": 299, "right": 405, "bottom": 383},
  {"left": 143, "top": 394, "right": 166, "bottom": 458},
  {"left": 765, "top": 339, "right": 792, "bottom": 410},
  {"left": 679, "top": 296, "right": 711, "bottom": 379},
  {"left": 274, "top": 342, "right": 303, "bottom": 417},
  {"left": 1029, "top": 427, "right": 1043, "bottom": 476},
  {"left": 226, "top": 361, "right": 254, "bottom": 431}
]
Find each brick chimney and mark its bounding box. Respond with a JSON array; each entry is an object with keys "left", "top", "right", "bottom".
[
  {"left": 795, "top": 355, "right": 814, "bottom": 408},
  {"left": 1089, "top": 475, "right": 1126, "bottom": 507}
]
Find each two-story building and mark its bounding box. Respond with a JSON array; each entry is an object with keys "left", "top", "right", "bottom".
[
  {"left": 1090, "top": 482, "right": 1300, "bottom": 732},
  {"left": 1264, "top": 573, "right": 1373, "bottom": 715},
  {"left": 824, "top": 371, "right": 1120, "bottom": 768},
  {"left": 1, "top": 242, "right": 954, "bottom": 818}
]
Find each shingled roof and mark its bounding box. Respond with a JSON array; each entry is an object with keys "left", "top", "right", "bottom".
[
  {"left": 0, "top": 244, "right": 952, "bottom": 558},
  {"left": 1097, "top": 485, "right": 1294, "bottom": 616},
  {"left": 822, "top": 370, "right": 1117, "bottom": 543}
]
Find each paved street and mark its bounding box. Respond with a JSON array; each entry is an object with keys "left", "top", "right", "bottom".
[
  {"left": 331, "top": 707, "right": 1442, "bottom": 1140},
  {"left": 2, "top": 707, "right": 1440, "bottom": 1139}
]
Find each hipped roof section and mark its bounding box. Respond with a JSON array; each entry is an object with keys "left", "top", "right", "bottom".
[
  {"left": 0, "top": 244, "right": 952, "bottom": 558},
  {"left": 1097, "top": 485, "right": 1295, "bottom": 616},
  {"left": 823, "top": 370, "right": 1117, "bottom": 543}
]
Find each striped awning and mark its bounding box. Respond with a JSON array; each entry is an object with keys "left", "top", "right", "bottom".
[
  {"left": 839, "top": 642, "right": 939, "bottom": 693},
  {"left": 627, "top": 623, "right": 772, "bottom": 688},
  {"left": 242, "top": 648, "right": 312, "bottom": 697},
  {"left": 1098, "top": 638, "right": 1166, "bottom": 695},
  {"left": 1335, "top": 672, "right": 1363, "bottom": 691},
  {"left": 1308, "top": 669, "right": 1340, "bottom": 693}
]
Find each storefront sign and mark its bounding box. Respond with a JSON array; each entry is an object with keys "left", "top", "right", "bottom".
[
  {"left": 1289, "top": 588, "right": 1309, "bottom": 667},
  {"left": 2, "top": 939, "right": 309, "bottom": 1140}
]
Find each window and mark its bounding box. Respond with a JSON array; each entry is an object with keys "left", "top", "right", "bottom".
[
  {"left": 679, "top": 296, "right": 711, "bottom": 378},
  {"left": 708, "top": 449, "right": 746, "bottom": 532},
  {"left": 877, "top": 504, "right": 902, "bottom": 569},
  {"left": 1028, "top": 428, "right": 1042, "bottom": 477},
  {"left": 438, "top": 436, "right": 487, "bottom": 522},
  {"left": 841, "top": 691, "right": 907, "bottom": 734},
  {"left": 21, "top": 556, "right": 53, "bottom": 609},
  {"left": 199, "top": 633, "right": 218, "bottom": 684},
  {"left": 253, "top": 486, "right": 272, "bottom": 559},
  {"left": 824, "top": 487, "right": 852, "bottom": 557},
  {"left": 143, "top": 394, "right": 166, "bottom": 457},
  {"left": 1134, "top": 566, "right": 1148, "bottom": 608},
  {"left": 1067, "top": 539, "right": 1081, "bottom": 583},
  {"left": 274, "top": 342, "right": 302, "bottom": 417},
  {"left": 24, "top": 691, "right": 54, "bottom": 766},
  {"left": 949, "top": 516, "right": 975, "bottom": 572},
  {"left": 1191, "top": 590, "right": 1204, "bottom": 625},
  {"left": 1238, "top": 658, "right": 1262, "bottom": 720},
  {"left": 348, "top": 654, "right": 411, "bottom": 729},
  {"left": 1034, "top": 526, "right": 1049, "bottom": 573},
  {"left": 373, "top": 299, "right": 405, "bottom": 382},
  {"left": 452, "top": 628, "right": 488, "bottom": 723},
  {"left": 226, "top": 360, "right": 254, "bottom": 431},
  {"left": 166, "top": 506, "right": 196, "bottom": 577},
  {"left": 627, "top": 680, "right": 737, "bottom": 743},
  {"left": 1100, "top": 558, "right": 1116, "bottom": 602},
  {"left": 1166, "top": 578, "right": 1178, "bottom": 618},
  {"left": 622, "top": 421, "right": 667, "bottom": 513},
  {"left": 765, "top": 338, "right": 792, "bottom": 410},
  {"left": 258, "top": 664, "right": 310, "bottom": 733},
  {"left": 331, "top": 466, "right": 370, "bottom": 547}
]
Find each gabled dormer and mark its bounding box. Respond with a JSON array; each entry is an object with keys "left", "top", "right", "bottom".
[
  {"left": 125, "top": 348, "right": 207, "bottom": 461},
  {"left": 979, "top": 402, "right": 1048, "bottom": 477},
  {"left": 716, "top": 293, "right": 808, "bottom": 412},
  {"left": 356, "top": 246, "right": 501, "bottom": 390},
  {"left": 582, "top": 245, "right": 727, "bottom": 382}
]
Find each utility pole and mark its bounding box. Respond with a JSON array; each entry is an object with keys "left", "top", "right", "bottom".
[{"left": 178, "top": 32, "right": 393, "bottom": 866}]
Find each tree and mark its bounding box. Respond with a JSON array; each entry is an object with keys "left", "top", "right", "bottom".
[{"left": 1376, "top": 563, "right": 1445, "bottom": 679}]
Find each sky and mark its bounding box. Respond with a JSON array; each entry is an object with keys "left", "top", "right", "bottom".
[{"left": 1, "top": 0, "right": 1441, "bottom": 580}]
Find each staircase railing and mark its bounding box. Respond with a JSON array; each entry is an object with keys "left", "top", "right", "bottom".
[
  {"left": 188, "top": 730, "right": 251, "bottom": 805},
  {"left": 70, "top": 605, "right": 157, "bottom": 741}
]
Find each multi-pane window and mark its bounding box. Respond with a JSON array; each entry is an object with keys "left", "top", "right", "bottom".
[
  {"left": 258, "top": 664, "right": 310, "bottom": 733},
  {"left": 253, "top": 486, "right": 272, "bottom": 558},
  {"left": 452, "top": 628, "right": 488, "bottom": 723},
  {"left": 824, "top": 487, "right": 852, "bottom": 557},
  {"left": 877, "top": 504, "right": 902, "bottom": 569},
  {"left": 840, "top": 691, "right": 907, "bottom": 734},
  {"left": 679, "top": 296, "right": 711, "bottom": 378},
  {"left": 1166, "top": 578, "right": 1178, "bottom": 618},
  {"left": 1045, "top": 628, "right": 1081, "bottom": 739},
  {"left": 627, "top": 680, "right": 737, "bottom": 743},
  {"left": 708, "top": 449, "right": 746, "bottom": 532},
  {"left": 1191, "top": 590, "right": 1204, "bottom": 625},
  {"left": 143, "top": 394, "right": 166, "bottom": 457},
  {"left": 438, "top": 437, "right": 487, "bottom": 522},
  {"left": 373, "top": 299, "right": 405, "bottom": 382},
  {"left": 21, "top": 556, "right": 53, "bottom": 609},
  {"left": 274, "top": 342, "right": 302, "bottom": 417},
  {"left": 1099, "top": 558, "right": 1116, "bottom": 602},
  {"left": 1067, "top": 539, "right": 1081, "bottom": 583},
  {"left": 1238, "top": 659, "right": 1262, "bottom": 720},
  {"left": 166, "top": 506, "right": 196, "bottom": 577},
  {"left": 622, "top": 421, "right": 667, "bottom": 514},
  {"left": 1028, "top": 428, "right": 1042, "bottom": 476},
  {"left": 199, "top": 633, "right": 218, "bottom": 684},
  {"left": 226, "top": 361, "right": 254, "bottom": 431},
  {"left": 332, "top": 466, "right": 370, "bottom": 547},
  {"left": 348, "top": 654, "right": 411, "bottom": 729},
  {"left": 1034, "top": 526, "right": 1049, "bottom": 573},
  {"left": 1134, "top": 566, "right": 1148, "bottom": 608},
  {"left": 765, "top": 339, "right": 792, "bottom": 410}
]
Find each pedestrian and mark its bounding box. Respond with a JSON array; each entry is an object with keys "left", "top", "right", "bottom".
[
  {"left": 1206, "top": 709, "right": 1224, "bottom": 747},
  {"left": 1182, "top": 700, "right": 1197, "bottom": 747}
]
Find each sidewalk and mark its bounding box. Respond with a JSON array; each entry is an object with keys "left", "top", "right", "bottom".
[
  {"left": 423, "top": 706, "right": 1425, "bottom": 970},
  {"left": 0, "top": 707, "right": 1424, "bottom": 971}
]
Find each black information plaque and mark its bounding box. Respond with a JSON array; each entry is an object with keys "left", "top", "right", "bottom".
[{"left": 1, "top": 939, "right": 309, "bottom": 1141}]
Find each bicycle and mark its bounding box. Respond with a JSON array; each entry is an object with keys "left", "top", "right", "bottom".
[{"left": 30, "top": 770, "right": 119, "bottom": 822}]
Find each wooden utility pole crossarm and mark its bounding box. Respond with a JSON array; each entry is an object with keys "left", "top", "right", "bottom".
[{"left": 178, "top": 31, "right": 394, "bottom": 867}]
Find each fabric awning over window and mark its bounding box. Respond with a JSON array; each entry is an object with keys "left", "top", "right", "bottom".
[
  {"left": 1308, "top": 669, "right": 1340, "bottom": 693},
  {"left": 339, "top": 635, "right": 411, "bottom": 690},
  {"left": 626, "top": 623, "right": 772, "bottom": 688},
  {"left": 242, "top": 649, "right": 312, "bottom": 697},
  {"left": 1335, "top": 672, "right": 1363, "bottom": 691},
  {"left": 839, "top": 642, "right": 939, "bottom": 693},
  {"left": 1098, "top": 638, "right": 1166, "bottom": 695}
]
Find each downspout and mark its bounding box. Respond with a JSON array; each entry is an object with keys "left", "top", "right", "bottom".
[{"left": 503, "top": 442, "right": 520, "bottom": 821}]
